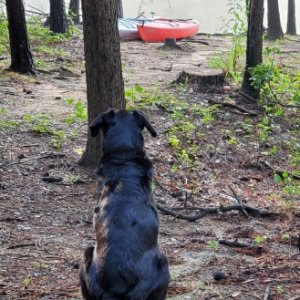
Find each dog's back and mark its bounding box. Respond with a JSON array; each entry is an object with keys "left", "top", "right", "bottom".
[{"left": 80, "top": 110, "right": 170, "bottom": 300}]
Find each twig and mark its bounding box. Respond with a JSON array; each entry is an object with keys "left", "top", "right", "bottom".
[
  {"left": 27, "top": 4, "right": 47, "bottom": 15},
  {"left": 0, "top": 217, "right": 25, "bottom": 222},
  {"left": 181, "top": 40, "right": 209, "bottom": 45},
  {"left": 266, "top": 83, "right": 300, "bottom": 108},
  {"left": 207, "top": 98, "right": 257, "bottom": 116},
  {"left": 219, "top": 239, "right": 263, "bottom": 253},
  {"left": 26, "top": 9, "right": 47, "bottom": 16},
  {"left": 7, "top": 243, "right": 36, "bottom": 249},
  {"left": 228, "top": 185, "right": 249, "bottom": 218},
  {"left": 20, "top": 143, "right": 41, "bottom": 148},
  {"left": 156, "top": 204, "right": 274, "bottom": 221},
  {"left": 263, "top": 284, "right": 271, "bottom": 300},
  {"left": 42, "top": 176, "right": 63, "bottom": 183}
]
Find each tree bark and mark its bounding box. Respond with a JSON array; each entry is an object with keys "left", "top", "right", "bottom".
[
  {"left": 5, "top": 0, "right": 35, "bottom": 74},
  {"left": 80, "top": 0, "right": 125, "bottom": 167},
  {"left": 49, "top": 0, "right": 68, "bottom": 34},
  {"left": 267, "top": 0, "right": 284, "bottom": 40},
  {"left": 286, "top": 0, "right": 296, "bottom": 35},
  {"left": 117, "top": 0, "right": 123, "bottom": 18},
  {"left": 69, "top": 0, "right": 80, "bottom": 24},
  {"left": 241, "top": 0, "right": 263, "bottom": 100}
]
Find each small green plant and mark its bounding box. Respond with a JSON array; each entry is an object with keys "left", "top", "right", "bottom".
[
  {"left": 207, "top": 240, "right": 219, "bottom": 250},
  {"left": 254, "top": 235, "right": 267, "bottom": 245},
  {"left": 65, "top": 98, "right": 87, "bottom": 123},
  {"left": 22, "top": 275, "right": 31, "bottom": 287},
  {"left": 168, "top": 135, "right": 180, "bottom": 148},
  {"left": 34, "top": 261, "right": 47, "bottom": 270},
  {"left": 27, "top": 16, "right": 78, "bottom": 44},
  {"left": 192, "top": 104, "right": 219, "bottom": 124},
  {"left": 50, "top": 130, "right": 67, "bottom": 149},
  {"left": 22, "top": 113, "right": 70, "bottom": 149},
  {"left": 65, "top": 174, "right": 83, "bottom": 184},
  {"left": 23, "top": 114, "right": 52, "bottom": 134},
  {"left": 0, "top": 13, "right": 9, "bottom": 55},
  {"left": 0, "top": 119, "right": 20, "bottom": 132},
  {"left": 34, "top": 45, "right": 68, "bottom": 57},
  {"left": 280, "top": 233, "right": 291, "bottom": 241},
  {"left": 275, "top": 285, "right": 284, "bottom": 295},
  {"left": 209, "top": 0, "right": 247, "bottom": 83},
  {"left": 125, "top": 85, "right": 145, "bottom": 107},
  {"left": 250, "top": 46, "right": 300, "bottom": 109}
]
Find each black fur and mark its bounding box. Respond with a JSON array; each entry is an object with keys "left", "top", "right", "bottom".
[{"left": 80, "top": 109, "right": 170, "bottom": 300}]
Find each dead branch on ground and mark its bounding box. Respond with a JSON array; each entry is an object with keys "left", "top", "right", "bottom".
[
  {"left": 156, "top": 203, "right": 275, "bottom": 221},
  {"left": 218, "top": 239, "right": 263, "bottom": 253},
  {"left": 207, "top": 98, "right": 257, "bottom": 116}
]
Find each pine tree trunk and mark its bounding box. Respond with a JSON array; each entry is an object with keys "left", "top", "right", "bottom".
[
  {"left": 286, "top": 0, "right": 296, "bottom": 35},
  {"left": 50, "top": 0, "right": 68, "bottom": 34},
  {"left": 267, "top": 0, "right": 284, "bottom": 40},
  {"left": 6, "top": 0, "right": 35, "bottom": 74},
  {"left": 241, "top": 0, "right": 263, "bottom": 100},
  {"left": 117, "top": 0, "right": 123, "bottom": 18},
  {"left": 80, "top": 0, "right": 125, "bottom": 167},
  {"left": 69, "top": 0, "right": 80, "bottom": 24}
]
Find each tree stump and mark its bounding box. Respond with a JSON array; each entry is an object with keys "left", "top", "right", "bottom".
[{"left": 173, "top": 70, "right": 226, "bottom": 92}]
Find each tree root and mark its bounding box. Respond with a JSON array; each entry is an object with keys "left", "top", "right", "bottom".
[{"left": 156, "top": 203, "right": 275, "bottom": 221}]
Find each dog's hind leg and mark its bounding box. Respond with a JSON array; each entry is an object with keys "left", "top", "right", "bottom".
[{"left": 147, "top": 288, "right": 168, "bottom": 300}]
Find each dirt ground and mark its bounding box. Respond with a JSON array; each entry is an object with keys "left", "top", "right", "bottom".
[{"left": 0, "top": 32, "right": 300, "bottom": 300}]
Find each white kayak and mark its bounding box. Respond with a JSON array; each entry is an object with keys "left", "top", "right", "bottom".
[{"left": 118, "top": 18, "right": 143, "bottom": 40}]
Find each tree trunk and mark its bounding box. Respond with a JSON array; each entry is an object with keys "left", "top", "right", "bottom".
[
  {"left": 117, "top": 0, "right": 123, "bottom": 18},
  {"left": 80, "top": 0, "right": 125, "bottom": 167},
  {"left": 286, "top": 0, "right": 296, "bottom": 35},
  {"left": 267, "top": 0, "right": 284, "bottom": 40},
  {"left": 241, "top": 0, "right": 263, "bottom": 100},
  {"left": 50, "top": 0, "right": 68, "bottom": 34},
  {"left": 5, "top": 0, "right": 35, "bottom": 74},
  {"left": 69, "top": 0, "right": 80, "bottom": 24}
]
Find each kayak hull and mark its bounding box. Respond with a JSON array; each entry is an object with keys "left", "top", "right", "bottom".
[
  {"left": 137, "top": 19, "right": 200, "bottom": 42},
  {"left": 118, "top": 19, "right": 142, "bottom": 40}
]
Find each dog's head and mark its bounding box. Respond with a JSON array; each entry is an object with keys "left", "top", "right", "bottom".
[{"left": 90, "top": 109, "right": 157, "bottom": 155}]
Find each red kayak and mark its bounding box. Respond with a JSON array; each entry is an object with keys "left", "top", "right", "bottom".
[{"left": 137, "top": 19, "right": 200, "bottom": 43}]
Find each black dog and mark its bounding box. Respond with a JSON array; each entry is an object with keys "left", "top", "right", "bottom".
[{"left": 80, "top": 109, "right": 170, "bottom": 300}]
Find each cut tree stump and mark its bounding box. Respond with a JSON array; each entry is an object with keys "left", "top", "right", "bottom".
[{"left": 173, "top": 70, "right": 226, "bottom": 92}]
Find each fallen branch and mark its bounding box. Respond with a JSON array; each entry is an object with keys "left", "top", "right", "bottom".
[
  {"left": 0, "top": 217, "right": 25, "bottom": 222},
  {"left": 218, "top": 239, "right": 263, "bottom": 253},
  {"left": 42, "top": 176, "right": 63, "bottom": 183},
  {"left": 156, "top": 203, "right": 274, "bottom": 221},
  {"left": 7, "top": 243, "right": 36, "bottom": 249},
  {"left": 181, "top": 39, "right": 209, "bottom": 45},
  {"left": 207, "top": 98, "right": 257, "bottom": 116}
]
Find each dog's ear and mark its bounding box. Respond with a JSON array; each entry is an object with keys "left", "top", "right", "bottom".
[
  {"left": 89, "top": 115, "right": 103, "bottom": 137},
  {"left": 89, "top": 109, "right": 115, "bottom": 137},
  {"left": 133, "top": 110, "right": 157, "bottom": 137}
]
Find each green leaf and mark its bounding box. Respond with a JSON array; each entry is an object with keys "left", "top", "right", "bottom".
[
  {"left": 274, "top": 174, "right": 282, "bottom": 184},
  {"left": 134, "top": 85, "right": 144, "bottom": 93}
]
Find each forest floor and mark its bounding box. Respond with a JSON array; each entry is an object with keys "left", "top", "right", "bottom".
[{"left": 0, "top": 31, "right": 300, "bottom": 300}]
